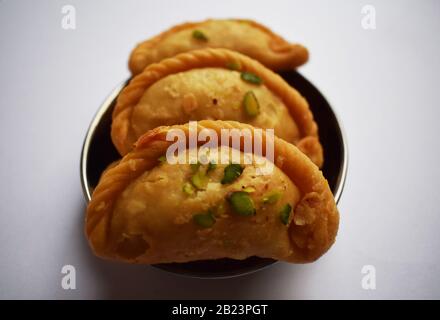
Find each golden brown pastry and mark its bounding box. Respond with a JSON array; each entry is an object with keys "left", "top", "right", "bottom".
[
  {"left": 86, "top": 121, "right": 339, "bottom": 264},
  {"left": 112, "top": 48, "right": 323, "bottom": 167},
  {"left": 129, "top": 19, "right": 309, "bottom": 75}
]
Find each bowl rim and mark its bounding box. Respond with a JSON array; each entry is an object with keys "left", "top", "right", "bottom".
[
  {"left": 326, "top": 97, "right": 348, "bottom": 204},
  {"left": 80, "top": 81, "right": 125, "bottom": 201},
  {"left": 79, "top": 73, "right": 348, "bottom": 279}
]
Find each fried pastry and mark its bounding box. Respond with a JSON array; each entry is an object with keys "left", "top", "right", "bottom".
[
  {"left": 129, "top": 19, "right": 309, "bottom": 75},
  {"left": 112, "top": 48, "right": 323, "bottom": 167},
  {"left": 86, "top": 120, "right": 339, "bottom": 264}
]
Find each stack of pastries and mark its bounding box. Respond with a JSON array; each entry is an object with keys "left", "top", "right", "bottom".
[{"left": 86, "top": 19, "right": 339, "bottom": 265}]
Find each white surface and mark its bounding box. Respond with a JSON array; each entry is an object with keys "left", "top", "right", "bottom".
[{"left": 0, "top": 0, "right": 439, "bottom": 299}]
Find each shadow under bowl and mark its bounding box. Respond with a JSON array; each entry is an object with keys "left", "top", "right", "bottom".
[{"left": 80, "top": 71, "right": 348, "bottom": 279}]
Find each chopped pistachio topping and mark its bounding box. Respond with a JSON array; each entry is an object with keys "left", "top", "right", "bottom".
[
  {"left": 193, "top": 210, "right": 215, "bottom": 228},
  {"left": 221, "top": 164, "right": 244, "bottom": 184},
  {"left": 228, "top": 191, "right": 256, "bottom": 216},
  {"left": 243, "top": 91, "right": 260, "bottom": 117},
  {"left": 158, "top": 155, "right": 167, "bottom": 164},
  {"left": 242, "top": 186, "right": 256, "bottom": 193},
  {"left": 190, "top": 162, "right": 201, "bottom": 173},
  {"left": 226, "top": 61, "right": 241, "bottom": 71},
  {"left": 262, "top": 191, "right": 282, "bottom": 204},
  {"left": 279, "top": 204, "right": 292, "bottom": 225},
  {"left": 241, "top": 71, "right": 263, "bottom": 85},
  {"left": 192, "top": 30, "right": 208, "bottom": 41},
  {"left": 207, "top": 161, "right": 217, "bottom": 173},
  {"left": 182, "top": 182, "right": 195, "bottom": 195},
  {"left": 191, "top": 171, "right": 208, "bottom": 190}
]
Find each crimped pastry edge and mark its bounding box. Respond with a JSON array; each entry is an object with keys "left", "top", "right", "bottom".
[
  {"left": 89, "top": 120, "right": 338, "bottom": 264},
  {"left": 128, "top": 18, "right": 309, "bottom": 75},
  {"left": 113, "top": 48, "right": 322, "bottom": 167}
]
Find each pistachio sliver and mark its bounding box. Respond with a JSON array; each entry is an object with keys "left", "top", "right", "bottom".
[
  {"left": 221, "top": 164, "right": 243, "bottom": 184},
  {"left": 228, "top": 191, "right": 256, "bottom": 216},
  {"left": 190, "top": 162, "right": 201, "bottom": 173},
  {"left": 241, "top": 71, "right": 263, "bottom": 85},
  {"left": 243, "top": 91, "right": 260, "bottom": 117},
  {"left": 242, "top": 186, "right": 256, "bottom": 193},
  {"left": 182, "top": 182, "right": 195, "bottom": 195},
  {"left": 226, "top": 61, "right": 241, "bottom": 71},
  {"left": 279, "top": 204, "right": 292, "bottom": 225},
  {"left": 207, "top": 161, "right": 217, "bottom": 173},
  {"left": 158, "top": 155, "right": 167, "bottom": 164},
  {"left": 192, "top": 30, "right": 208, "bottom": 41},
  {"left": 262, "top": 191, "right": 282, "bottom": 204},
  {"left": 191, "top": 171, "right": 208, "bottom": 190},
  {"left": 193, "top": 210, "right": 215, "bottom": 228}
]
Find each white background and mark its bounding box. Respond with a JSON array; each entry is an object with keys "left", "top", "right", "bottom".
[{"left": 0, "top": 0, "right": 439, "bottom": 299}]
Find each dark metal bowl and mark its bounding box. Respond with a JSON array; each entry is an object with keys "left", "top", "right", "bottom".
[{"left": 80, "top": 71, "right": 348, "bottom": 278}]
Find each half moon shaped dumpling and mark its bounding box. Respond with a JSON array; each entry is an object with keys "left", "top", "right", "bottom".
[
  {"left": 129, "top": 19, "right": 309, "bottom": 75},
  {"left": 112, "top": 48, "right": 323, "bottom": 167},
  {"left": 86, "top": 120, "right": 339, "bottom": 264}
]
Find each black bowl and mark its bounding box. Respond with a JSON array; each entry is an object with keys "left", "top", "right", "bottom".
[{"left": 80, "top": 71, "right": 348, "bottom": 278}]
